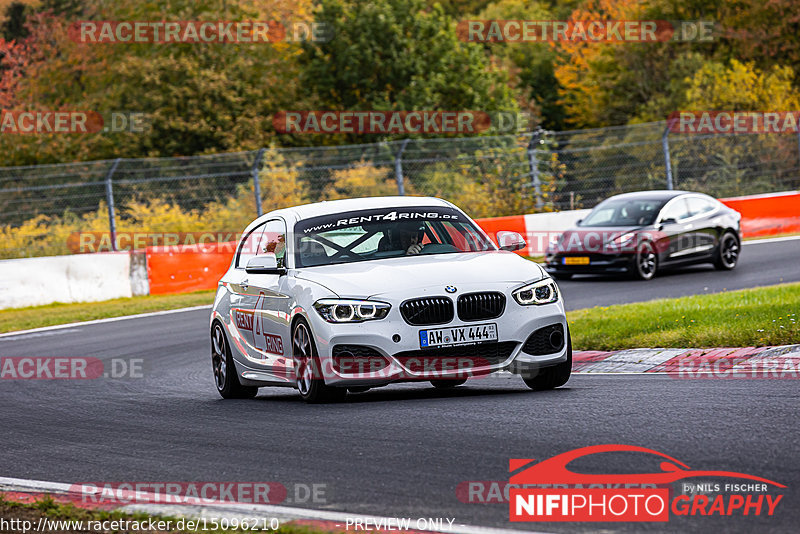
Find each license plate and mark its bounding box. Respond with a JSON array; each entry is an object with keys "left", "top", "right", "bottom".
[
  {"left": 563, "top": 256, "right": 590, "bottom": 265},
  {"left": 419, "top": 323, "right": 498, "bottom": 349}
]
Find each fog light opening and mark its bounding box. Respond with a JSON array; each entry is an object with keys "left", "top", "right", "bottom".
[{"left": 549, "top": 330, "right": 564, "bottom": 350}]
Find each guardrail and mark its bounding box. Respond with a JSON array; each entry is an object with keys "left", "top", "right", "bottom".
[{"left": 1, "top": 191, "right": 797, "bottom": 309}]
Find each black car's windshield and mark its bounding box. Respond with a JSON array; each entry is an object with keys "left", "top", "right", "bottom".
[
  {"left": 294, "top": 206, "right": 494, "bottom": 267},
  {"left": 579, "top": 198, "right": 668, "bottom": 227}
]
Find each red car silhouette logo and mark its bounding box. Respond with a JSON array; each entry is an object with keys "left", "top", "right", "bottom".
[{"left": 510, "top": 444, "right": 785, "bottom": 487}]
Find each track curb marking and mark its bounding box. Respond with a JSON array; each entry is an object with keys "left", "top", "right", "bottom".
[{"left": 572, "top": 345, "right": 800, "bottom": 374}]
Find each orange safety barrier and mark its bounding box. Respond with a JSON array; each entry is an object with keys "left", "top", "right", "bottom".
[
  {"left": 146, "top": 242, "right": 235, "bottom": 295},
  {"left": 474, "top": 215, "right": 528, "bottom": 254},
  {"left": 145, "top": 193, "right": 799, "bottom": 295},
  {"left": 720, "top": 192, "right": 800, "bottom": 237}
]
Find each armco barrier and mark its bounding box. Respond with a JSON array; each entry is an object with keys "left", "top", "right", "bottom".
[
  {"left": 475, "top": 211, "right": 590, "bottom": 256},
  {"left": 720, "top": 191, "right": 800, "bottom": 237},
  {"left": 142, "top": 190, "right": 800, "bottom": 296},
  {"left": 0, "top": 252, "right": 134, "bottom": 309},
  {"left": 1, "top": 191, "right": 796, "bottom": 308},
  {"left": 146, "top": 243, "right": 235, "bottom": 295}
]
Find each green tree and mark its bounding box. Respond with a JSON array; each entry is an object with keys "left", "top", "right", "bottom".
[
  {"left": 298, "top": 0, "right": 518, "bottom": 143},
  {"left": 0, "top": 0, "right": 314, "bottom": 165},
  {"left": 476, "top": 0, "right": 565, "bottom": 130}
]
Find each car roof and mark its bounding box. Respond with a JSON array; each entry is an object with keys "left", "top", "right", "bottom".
[
  {"left": 253, "top": 196, "right": 455, "bottom": 229},
  {"left": 603, "top": 190, "right": 700, "bottom": 202}
]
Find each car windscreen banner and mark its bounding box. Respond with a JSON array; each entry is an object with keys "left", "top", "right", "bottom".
[{"left": 295, "top": 206, "right": 466, "bottom": 235}]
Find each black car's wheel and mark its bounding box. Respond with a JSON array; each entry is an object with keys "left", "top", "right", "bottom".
[
  {"left": 551, "top": 272, "right": 572, "bottom": 281},
  {"left": 211, "top": 322, "right": 258, "bottom": 399},
  {"left": 714, "top": 232, "right": 740, "bottom": 270},
  {"left": 632, "top": 241, "right": 657, "bottom": 280},
  {"left": 523, "top": 332, "right": 572, "bottom": 391},
  {"left": 292, "top": 319, "right": 346, "bottom": 404},
  {"left": 430, "top": 378, "right": 467, "bottom": 389}
]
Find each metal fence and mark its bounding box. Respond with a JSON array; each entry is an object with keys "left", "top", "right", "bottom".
[{"left": 1, "top": 120, "right": 799, "bottom": 258}]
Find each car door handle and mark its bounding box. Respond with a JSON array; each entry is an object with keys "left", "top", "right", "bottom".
[{"left": 240, "top": 280, "right": 249, "bottom": 290}]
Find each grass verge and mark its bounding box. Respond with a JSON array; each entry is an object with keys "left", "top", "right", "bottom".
[
  {"left": 0, "top": 291, "right": 215, "bottom": 333},
  {"left": 744, "top": 231, "right": 800, "bottom": 241},
  {"left": 2, "top": 281, "right": 798, "bottom": 351},
  {"left": 568, "top": 282, "right": 800, "bottom": 350},
  {"left": 0, "top": 495, "right": 319, "bottom": 534}
]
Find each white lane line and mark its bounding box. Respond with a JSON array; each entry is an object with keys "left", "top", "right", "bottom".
[
  {"left": 0, "top": 305, "right": 212, "bottom": 339},
  {"left": 743, "top": 235, "right": 800, "bottom": 246},
  {"left": 0, "top": 476, "right": 552, "bottom": 534},
  {"left": 0, "top": 329, "right": 82, "bottom": 340}
]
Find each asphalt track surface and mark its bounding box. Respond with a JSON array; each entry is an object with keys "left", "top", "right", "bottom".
[
  {"left": 1, "top": 237, "right": 799, "bottom": 533},
  {"left": 557, "top": 237, "right": 800, "bottom": 310}
]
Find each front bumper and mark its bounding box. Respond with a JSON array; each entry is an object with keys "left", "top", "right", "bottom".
[
  {"left": 545, "top": 252, "right": 636, "bottom": 275},
  {"left": 308, "top": 285, "right": 569, "bottom": 387}
]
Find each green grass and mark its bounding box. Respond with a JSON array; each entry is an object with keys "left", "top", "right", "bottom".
[
  {"left": 744, "top": 231, "right": 800, "bottom": 241},
  {"left": 3, "top": 279, "right": 799, "bottom": 351},
  {"left": 0, "top": 495, "right": 324, "bottom": 534},
  {"left": 568, "top": 282, "right": 800, "bottom": 350},
  {"left": 0, "top": 290, "right": 215, "bottom": 333}
]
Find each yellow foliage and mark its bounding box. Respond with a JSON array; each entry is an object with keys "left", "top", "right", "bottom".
[
  {"left": 258, "top": 149, "right": 310, "bottom": 212},
  {"left": 421, "top": 166, "right": 493, "bottom": 217},
  {"left": 684, "top": 59, "right": 800, "bottom": 110},
  {"left": 119, "top": 199, "right": 204, "bottom": 232},
  {"left": 322, "top": 163, "right": 400, "bottom": 200},
  {"left": 553, "top": 0, "right": 643, "bottom": 127},
  {"left": 0, "top": 151, "right": 312, "bottom": 258}
]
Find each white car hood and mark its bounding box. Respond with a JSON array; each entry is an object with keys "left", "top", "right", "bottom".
[{"left": 294, "top": 252, "right": 545, "bottom": 298}]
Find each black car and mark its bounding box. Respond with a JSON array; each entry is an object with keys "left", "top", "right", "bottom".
[{"left": 545, "top": 190, "right": 742, "bottom": 280}]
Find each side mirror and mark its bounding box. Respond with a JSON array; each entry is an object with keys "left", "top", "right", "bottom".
[
  {"left": 497, "top": 231, "right": 527, "bottom": 252},
  {"left": 246, "top": 254, "right": 285, "bottom": 275},
  {"left": 576, "top": 219, "right": 583, "bottom": 225},
  {"left": 658, "top": 217, "right": 677, "bottom": 229}
]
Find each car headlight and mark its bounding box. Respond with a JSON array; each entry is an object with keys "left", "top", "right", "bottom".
[
  {"left": 512, "top": 278, "right": 559, "bottom": 305},
  {"left": 314, "top": 299, "right": 391, "bottom": 323},
  {"left": 611, "top": 232, "right": 636, "bottom": 246}
]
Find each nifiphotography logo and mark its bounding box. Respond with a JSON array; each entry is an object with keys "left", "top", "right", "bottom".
[{"left": 509, "top": 445, "right": 785, "bottom": 522}]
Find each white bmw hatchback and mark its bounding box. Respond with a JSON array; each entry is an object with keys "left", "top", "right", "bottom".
[{"left": 210, "top": 196, "right": 571, "bottom": 403}]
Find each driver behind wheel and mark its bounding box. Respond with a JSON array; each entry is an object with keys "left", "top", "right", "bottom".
[{"left": 379, "top": 221, "right": 425, "bottom": 255}]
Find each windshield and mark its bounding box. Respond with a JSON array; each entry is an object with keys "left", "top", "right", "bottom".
[
  {"left": 294, "top": 206, "right": 495, "bottom": 267},
  {"left": 579, "top": 198, "right": 668, "bottom": 227}
]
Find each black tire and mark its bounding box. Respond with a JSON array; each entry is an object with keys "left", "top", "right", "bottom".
[
  {"left": 714, "top": 231, "right": 740, "bottom": 270},
  {"left": 522, "top": 332, "right": 572, "bottom": 391},
  {"left": 292, "top": 319, "right": 347, "bottom": 404},
  {"left": 551, "top": 272, "right": 572, "bottom": 281},
  {"left": 211, "top": 322, "right": 258, "bottom": 399},
  {"left": 632, "top": 241, "right": 657, "bottom": 280},
  {"left": 430, "top": 378, "right": 467, "bottom": 389}
]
